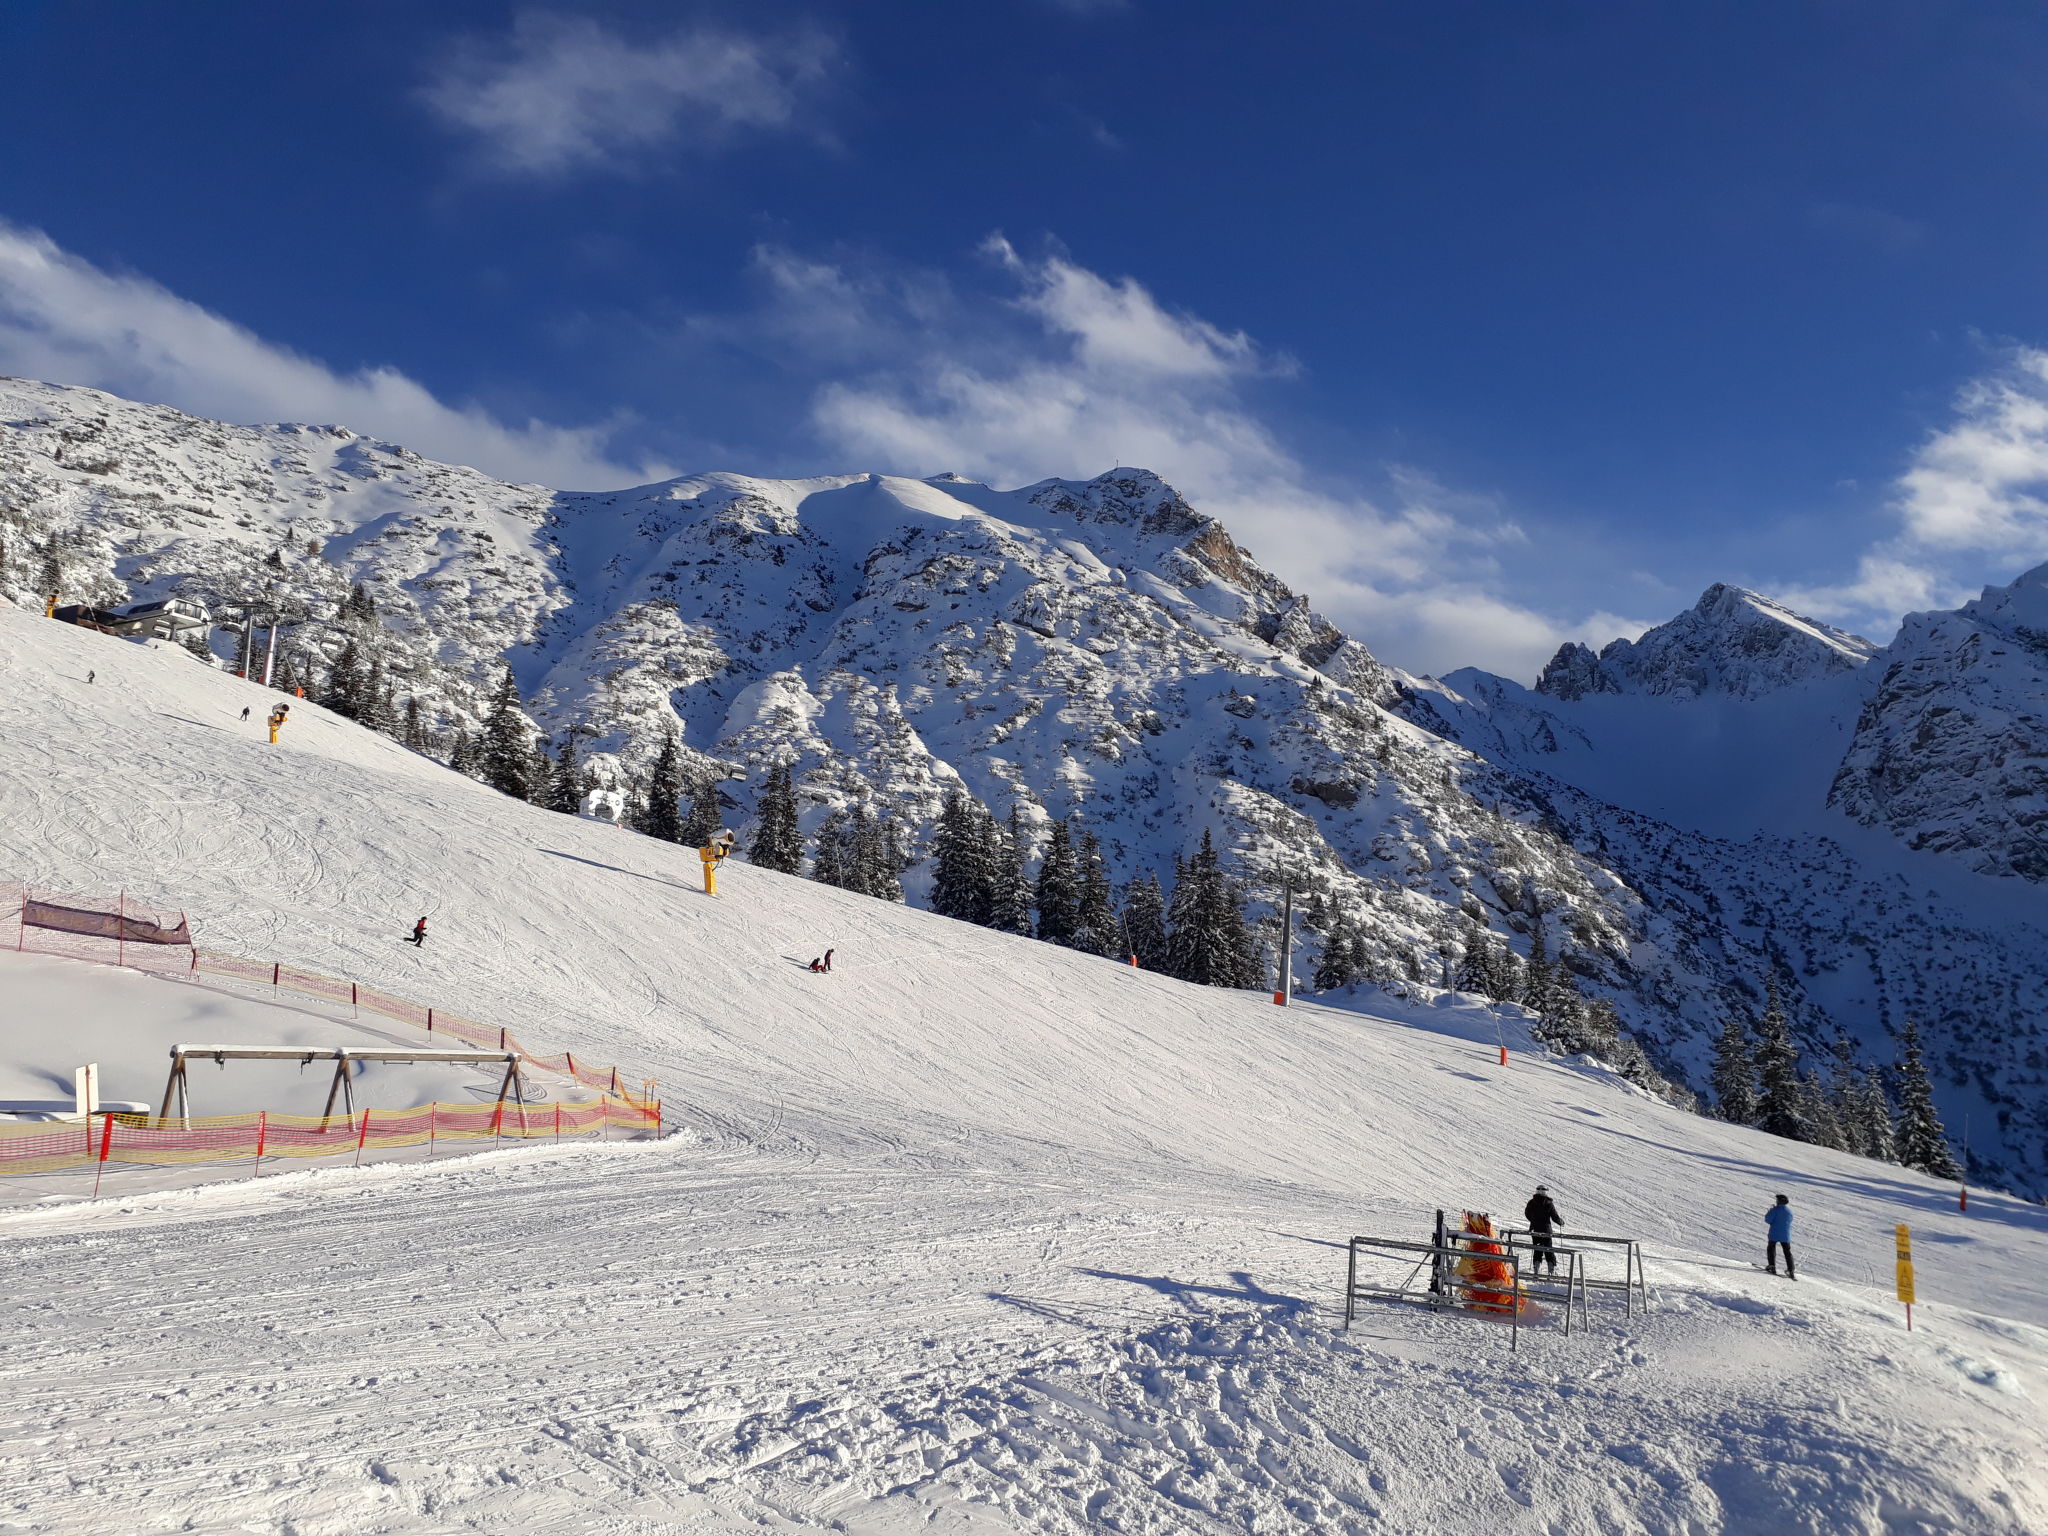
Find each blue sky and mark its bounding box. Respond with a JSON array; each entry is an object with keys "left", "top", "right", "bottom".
[{"left": 7, "top": 1, "right": 2048, "bottom": 676}]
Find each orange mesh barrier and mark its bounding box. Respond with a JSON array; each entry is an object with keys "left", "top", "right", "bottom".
[
  {"left": 1, "top": 878, "right": 659, "bottom": 1118},
  {"left": 0, "top": 1096, "right": 654, "bottom": 1177}
]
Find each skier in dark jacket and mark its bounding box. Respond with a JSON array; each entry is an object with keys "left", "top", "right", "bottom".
[
  {"left": 1765, "top": 1195, "right": 1795, "bottom": 1278},
  {"left": 822, "top": 948, "right": 834, "bottom": 973},
  {"left": 1524, "top": 1185, "right": 1563, "bottom": 1273},
  {"left": 407, "top": 916, "right": 427, "bottom": 948}
]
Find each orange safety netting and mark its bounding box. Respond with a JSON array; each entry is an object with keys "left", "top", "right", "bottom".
[
  {"left": 0, "top": 1096, "right": 654, "bottom": 1176},
  {"left": 0, "top": 877, "right": 663, "bottom": 1177},
  {"left": 1456, "top": 1211, "right": 1528, "bottom": 1315}
]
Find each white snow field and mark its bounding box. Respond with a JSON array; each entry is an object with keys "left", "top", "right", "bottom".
[{"left": 1, "top": 606, "right": 2046, "bottom": 1536}]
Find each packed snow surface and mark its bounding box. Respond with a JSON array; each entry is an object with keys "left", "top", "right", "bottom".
[{"left": 1, "top": 609, "right": 2046, "bottom": 1534}]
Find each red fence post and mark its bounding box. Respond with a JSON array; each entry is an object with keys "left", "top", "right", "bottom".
[
  {"left": 254, "top": 1111, "right": 267, "bottom": 1176},
  {"left": 601, "top": 1097, "right": 610, "bottom": 1143},
  {"left": 355, "top": 1108, "right": 370, "bottom": 1167},
  {"left": 426, "top": 1008, "right": 434, "bottom": 1034},
  {"left": 117, "top": 890, "right": 126, "bottom": 968},
  {"left": 91, "top": 1113, "right": 115, "bottom": 1198},
  {"left": 428, "top": 1103, "right": 437, "bottom": 1158},
  {"left": 553, "top": 1103, "right": 561, "bottom": 1142},
  {"left": 272, "top": 962, "right": 280, "bottom": 988}
]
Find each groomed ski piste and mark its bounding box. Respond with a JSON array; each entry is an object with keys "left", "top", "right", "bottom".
[{"left": 1, "top": 604, "right": 2044, "bottom": 1536}]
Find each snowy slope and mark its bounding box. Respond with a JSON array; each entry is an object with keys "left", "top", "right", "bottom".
[{"left": 2, "top": 573, "right": 2046, "bottom": 1535}]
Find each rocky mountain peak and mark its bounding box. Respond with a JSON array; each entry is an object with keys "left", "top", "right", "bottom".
[{"left": 1536, "top": 583, "right": 1878, "bottom": 702}]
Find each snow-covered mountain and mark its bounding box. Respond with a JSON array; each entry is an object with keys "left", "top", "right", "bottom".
[{"left": 4, "top": 376, "right": 2045, "bottom": 1193}]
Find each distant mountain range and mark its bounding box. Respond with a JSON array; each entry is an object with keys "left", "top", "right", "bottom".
[{"left": 4, "top": 375, "right": 2044, "bottom": 1194}]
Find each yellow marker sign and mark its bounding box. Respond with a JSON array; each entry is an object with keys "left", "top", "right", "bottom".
[{"left": 1895, "top": 1224, "right": 1916, "bottom": 1327}]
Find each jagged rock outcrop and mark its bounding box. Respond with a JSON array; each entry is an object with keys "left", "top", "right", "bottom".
[{"left": 1829, "top": 564, "right": 2048, "bottom": 881}]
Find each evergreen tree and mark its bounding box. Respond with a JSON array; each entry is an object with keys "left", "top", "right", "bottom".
[
  {"left": 323, "top": 638, "right": 364, "bottom": 719},
  {"left": 1123, "top": 871, "right": 1169, "bottom": 970},
  {"left": 750, "top": 762, "right": 805, "bottom": 874},
  {"left": 1034, "top": 819, "right": 1081, "bottom": 946},
  {"left": 870, "top": 815, "right": 907, "bottom": 903},
  {"left": 180, "top": 627, "right": 215, "bottom": 665},
  {"left": 1797, "top": 1066, "right": 1845, "bottom": 1151},
  {"left": 1313, "top": 924, "right": 1360, "bottom": 992},
  {"left": 401, "top": 696, "right": 427, "bottom": 753},
  {"left": 1711, "top": 1012, "right": 1759, "bottom": 1125},
  {"left": 1894, "top": 1020, "right": 1963, "bottom": 1179},
  {"left": 811, "top": 808, "right": 848, "bottom": 887},
  {"left": 39, "top": 549, "right": 60, "bottom": 606},
  {"left": 1073, "top": 830, "right": 1121, "bottom": 957},
  {"left": 358, "top": 659, "right": 393, "bottom": 735},
  {"left": 681, "top": 776, "right": 723, "bottom": 848},
  {"left": 479, "top": 667, "right": 534, "bottom": 800},
  {"left": 1163, "top": 831, "right": 1259, "bottom": 987},
  {"left": 343, "top": 581, "right": 377, "bottom": 624},
  {"left": 640, "top": 732, "right": 687, "bottom": 844},
  {"left": 988, "top": 807, "right": 1035, "bottom": 935},
  {"left": 448, "top": 728, "right": 481, "bottom": 777},
  {"left": 1753, "top": 975, "right": 1811, "bottom": 1142},
  {"left": 930, "top": 792, "right": 994, "bottom": 923},
  {"left": 546, "top": 733, "right": 585, "bottom": 813}
]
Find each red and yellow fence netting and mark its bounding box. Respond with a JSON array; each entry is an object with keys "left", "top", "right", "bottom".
[
  {"left": 0, "top": 878, "right": 664, "bottom": 1178},
  {"left": 0, "top": 1097, "right": 642, "bottom": 1180}
]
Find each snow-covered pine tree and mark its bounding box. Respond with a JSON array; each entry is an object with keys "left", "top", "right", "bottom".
[
  {"left": 323, "top": 638, "right": 363, "bottom": 719},
  {"left": 180, "top": 627, "right": 215, "bottom": 665},
  {"left": 1163, "top": 831, "right": 1258, "bottom": 988},
  {"left": 479, "top": 667, "right": 534, "bottom": 801},
  {"left": 1122, "top": 871, "right": 1169, "bottom": 970},
  {"left": 989, "top": 807, "right": 1035, "bottom": 936},
  {"left": 749, "top": 762, "right": 804, "bottom": 874},
  {"left": 546, "top": 733, "right": 585, "bottom": 814},
  {"left": 1034, "top": 819, "right": 1081, "bottom": 946},
  {"left": 1797, "top": 1067, "right": 1845, "bottom": 1150},
  {"left": 681, "top": 776, "right": 723, "bottom": 848},
  {"left": 1710, "top": 1013, "right": 1759, "bottom": 1125},
  {"left": 930, "top": 792, "right": 992, "bottom": 923},
  {"left": 344, "top": 581, "right": 377, "bottom": 624},
  {"left": 448, "top": 728, "right": 480, "bottom": 777},
  {"left": 1073, "top": 830, "right": 1121, "bottom": 957},
  {"left": 811, "top": 809, "right": 848, "bottom": 887},
  {"left": 639, "top": 732, "right": 687, "bottom": 844},
  {"left": 1893, "top": 1019, "right": 1963, "bottom": 1179},
  {"left": 1313, "top": 924, "right": 1358, "bottom": 991},
  {"left": 401, "top": 697, "right": 427, "bottom": 754},
  {"left": 1753, "top": 975, "right": 1811, "bottom": 1143},
  {"left": 358, "top": 660, "right": 393, "bottom": 735},
  {"left": 870, "top": 815, "right": 907, "bottom": 903},
  {"left": 845, "top": 805, "right": 881, "bottom": 895}
]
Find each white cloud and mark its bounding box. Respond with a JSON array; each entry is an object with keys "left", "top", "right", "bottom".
[
  {"left": 1785, "top": 346, "right": 2048, "bottom": 627},
  {"left": 0, "top": 221, "right": 660, "bottom": 488},
  {"left": 424, "top": 13, "right": 833, "bottom": 177},
  {"left": 749, "top": 239, "right": 1611, "bottom": 677}
]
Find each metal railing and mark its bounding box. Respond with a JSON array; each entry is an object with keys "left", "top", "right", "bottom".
[
  {"left": 1500, "top": 1228, "right": 1649, "bottom": 1314},
  {"left": 1344, "top": 1235, "right": 1534, "bottom": 1350}
]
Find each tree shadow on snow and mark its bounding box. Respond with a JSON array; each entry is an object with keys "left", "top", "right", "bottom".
[
  {"left": 988, "top": 1293, "right": 1161, "bottom": 1330},
  {"left": 539, "top": 849, "right": 694, "bottom": 893},
  {"left": 1578, "top": 1121, "right": 2047, "bottom": 1235}
]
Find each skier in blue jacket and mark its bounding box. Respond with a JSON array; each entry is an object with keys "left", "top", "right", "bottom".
[{"left": 1765, "top": 1194, "right": 1795, "bottom": 1278}]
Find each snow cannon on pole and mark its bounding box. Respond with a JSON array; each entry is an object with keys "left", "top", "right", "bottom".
[
  {"left": 267, "top": 702, "right": 290, "bottom": 744},
  {"left": 700, "top": 829, "right": 735, "bottom": 895}
]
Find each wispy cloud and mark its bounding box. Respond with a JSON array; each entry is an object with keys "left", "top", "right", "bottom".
[
  {"left": 730, "top": 236, "right": 1618, "bottom": 676},
  {"left": 1805, "top": 200, "right": 1927, "bottom": 257},
  {"left": 0, "top": 221, "right": 660, "bottom": 488},
  {"left": 1785, "top": 345, "right": 2048, "bottom": 628},
  {"left": 423, "top": 12, "right": 835, "bottom": 177}
]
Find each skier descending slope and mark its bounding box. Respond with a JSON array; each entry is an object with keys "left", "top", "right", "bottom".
[{"left": 407, "top": 916, "right": 427, "bottom": 949}]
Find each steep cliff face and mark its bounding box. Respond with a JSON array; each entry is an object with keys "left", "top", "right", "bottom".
[
  {"left": 1828, "top": 564, "right": 2048, "bottom": 882},
  {"left": 8, "top": 376, "right": 2048, "bottom": 1190},
  {"left": 1537, "top": 583, "right": 1879, "bottom": 702}
]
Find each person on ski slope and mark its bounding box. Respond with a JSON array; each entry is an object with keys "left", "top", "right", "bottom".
[
  {"left": 86, "top": 670, "right": 95, "bottom": 685},
  {"left": 808, "top": 957, "right": 825, "bottom": 972},
  {"left": 408, "top": 916, "right": 427, "bottom": 948},
  {"left": 240, "top": 706, "right": 251, "bottom": 722},
  {"left": 822, "top": 948, "right": 834, "bottom": 973},
  {"left": 1765, "top": 1194, "right": 1795, "bottom": 1278},
  {"left": 1524, "top": 1185, "right": 1563, "bottom": 1273}
]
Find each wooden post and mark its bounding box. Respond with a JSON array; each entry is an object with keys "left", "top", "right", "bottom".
[
  {"left": 117, "top": 890, "right": 126, "bottom": 969},
  {"left": 318, "top": 1054, "right": 349, "bottom": 1132},
  {"left": 427, "top": 1103, "right": 437, "bottom": 1158},
  {"left": 1272, "top": 885, "right": 1293, "bottom": 1005}
]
